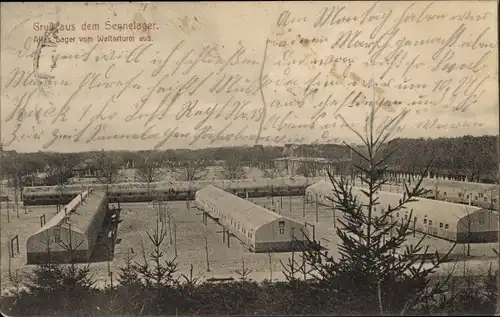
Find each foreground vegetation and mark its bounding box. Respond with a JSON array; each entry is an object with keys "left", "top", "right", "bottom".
[{"left": 0, "top": 265, "right": 497, "bottom": 316}]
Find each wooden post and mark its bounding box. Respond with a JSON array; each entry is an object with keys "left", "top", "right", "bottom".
[
  {"left": 302, "top": 195, "right": 306, "bottom": 218},
  {"left": 205, "top": 236, "right": 210, "bottom": 272},
  {"left": 390, "top": 214, "right": 393, "bottom": 239},
  {"left": 110, "top": 271, "right": 113, "bottom": 290},
  {"left": 332, "top": 203, "right": 337, "bottom": 229},
  {"left": 222, "top": 227, "right": 226, "bottom": 243},
  {"left": 11, "top": 237, "right": 14, "bottom": 257},
  {"left": 15, "top": 193, "right": 19, "bottom": 218},
  {"left": 315, "top": 197, "right": 319, "bottom": 223},
  {"left": 6, "top": 198, "right": 10, "bottom": 222},
  {"left": 289, "top": 192, "right": 292, "bottom": 213},
  {"left": 268, "top": 253, "right": 273, "bottom": 281},
  {"left": 413, "top": 217, "right": 416, "bottom": 237},
  {"left": 7, "top": 239, "right": 11, "bottom": 279},
  {"left": 227, "top": 231, "right": 231, "bottom": 248},
  {"left": 280, "top": 192, "right": 283, "bottom": 210},
  {"left": 168, "top": 211, "right": 173, "bottom": 246},
  {"left": 174, "top": 222, "right": 178, "bottom": 257}
]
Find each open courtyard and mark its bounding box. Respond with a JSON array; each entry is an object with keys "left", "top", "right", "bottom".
[{"left": 2, "top": 192, "right": 499, "bottom": 293}]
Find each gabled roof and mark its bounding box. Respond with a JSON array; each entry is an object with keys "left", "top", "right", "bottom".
[
  {"left": 306, "top": 181, "right": 489, "bottom": 224},
  {"left": 305, "top": 180, "right": 336, "bottom": 197},
  {"left": 196, "top": 185, "right": 296, "bottom": 230},
  {"left": 274, "top": 157, "right": 348, "bottom": 163},
  {"left": 24, "top": 184, "right": 89, "bottom": 196},
  {"left": 61, "top": 190, "right": 106, "bottom": 234},
  {"left": 31, "top": 189, "right": 105, "bottom": 236}
]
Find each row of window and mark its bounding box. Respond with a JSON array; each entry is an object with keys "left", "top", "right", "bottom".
[
  {"left": 421, "top": 218, "right": 450, "bottom": 229},
  {"left": 371, "top": 205, "right": 455, "bottom": 230},
  {"left": 376, "top": 206, "right": 489, "bottom": 229},
  {"left": 311, "top": 191, "right": 497, "bottom": 204},
  {"left": 313, "top": 192, "right": 491, "bottom": 230},
  {"left": 457, "top": 192, "right": 497, "bottom": 203}
]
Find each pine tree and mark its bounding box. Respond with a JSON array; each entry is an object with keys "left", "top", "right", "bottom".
[
  {"left": 298, "top": 107, "right": 456, "bottom": 315},
  {"left": 117, "top": 249, "right": 140, "bottom": 287},
  {"left": 132, "top": 217, "right": 179, "bottom": 314}
]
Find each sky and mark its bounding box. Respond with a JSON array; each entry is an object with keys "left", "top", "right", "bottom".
[{"left": 1, "top": 1, "right": 498, "bottom": 153}]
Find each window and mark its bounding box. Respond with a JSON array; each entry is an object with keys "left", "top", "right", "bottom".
[
  {"left": 279, "top": 221, "right": 285, "bottom": 234},
  {"left": 439, "top": 222, "right": 443, "bottom": 228},
  {"left": 479, "top": 218, "right": 485, "bottom": 226},
  {"left": 443, "top": 192, "right": 447, "bottom": 196},
  {"left": 445, "top": 224, "right": 449, "bottom": 229},
  {"left": 396, "top": 212, "right": 400, "bottom": 218},
  {"left": 429, "top": 220, "right": 433, "bottom": 226},
  {"left": 54, "top": 228, "right": 61, "bottom": 243}
]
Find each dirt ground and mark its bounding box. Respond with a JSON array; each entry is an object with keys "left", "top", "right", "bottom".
[
  {"left": 1, "top": 195, "right": 498, "bottom": 294},
  {"left": 1, "top": 169, "right": 500, "bottom": 293}
]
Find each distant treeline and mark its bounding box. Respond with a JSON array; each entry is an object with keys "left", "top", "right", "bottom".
[
  {"left": 383, "top": 135, "right": 497, "bottom": 183},
  {"left": 1, "top": 135, "right": 497, "bottom": 186}
]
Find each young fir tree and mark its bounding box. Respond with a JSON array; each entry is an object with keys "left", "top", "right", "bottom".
[
  {"left": 298, "top": 107, "right": 456, "bottom": 315},
  {"left": 23, "top": 231, "right": 96, "bottom": 314},
  {"left": 132, "top": 216, "right": 179, "bottom": 314},
  {"left": 117, "top": 249, "right": 140, "bottom": 287}
]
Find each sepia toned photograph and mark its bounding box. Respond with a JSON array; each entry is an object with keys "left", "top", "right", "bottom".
[{"left": 0, "top": 1, "right": 498, "bottom": 316}]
